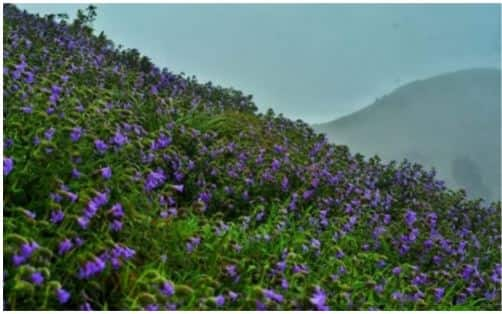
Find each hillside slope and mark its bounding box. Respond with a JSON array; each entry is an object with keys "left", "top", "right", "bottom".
[
  {"left": 3, "top": 5, "right": 501, "bottom": 310},
  {"left": 314, "top": 68, "right": 501, "bottom": 202}
]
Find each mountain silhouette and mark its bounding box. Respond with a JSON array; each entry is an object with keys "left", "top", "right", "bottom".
[{"left": 314, "top": 68, "right": 501, "bottom": 202}]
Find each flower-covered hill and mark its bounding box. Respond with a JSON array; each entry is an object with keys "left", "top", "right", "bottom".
[{"left": 3, "top": 4, "right": 501, "bottom": 310}]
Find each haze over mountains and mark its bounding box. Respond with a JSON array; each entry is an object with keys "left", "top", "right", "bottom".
[{"left": 314, "top": 68, "right": 501, "bottom": 202}]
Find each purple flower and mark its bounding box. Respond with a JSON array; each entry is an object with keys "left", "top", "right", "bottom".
[
  {"left": 256, "top": 300, "right": 266, "bottom": 310},
  {"left": 186, "top": 237, "right": 201, "bottom": 253},
  {"left": 404, "top": 209, "right": 417, "bottom": 226},
  {"left": 391, "top": 291, "right": 403, "bottom": 302},
  {"left": 151, "top": 134, "right": 172, "bottom": 150},
  {"left": 19, "top": 242, "right": 39, "bottom": 260},
  {"left": 25, "top": 71, "right": 35, "bottom": 84},
  {"left": 215, "top": 295, "right": 225, "bottom": 306},
  {"left": 144, "top": 304, "right": 158, "bottom": 311},
  {"left": 311, "top": 238, "right": 321, "bottom": 250},
  {"left": 58, "top": 239, "right": 73, "bottom": 255},
  {"left": 113, "top": 131, "right": 128, "bottom": 146},
  {"left": 30, "top": 272, "right": 44, "bottom": 286},
  {"left": 72, "top": 168, "right": 81, "bottom": 179},
  {"left": 271, "top": 159, "right": 281, "bottom": 171},
  {"left": 225, "top": 264, "right": 238, "bottom": 278},
  {"left": 101, "top": 166, "right": 112, "bottom": 179},
  {"left": 276, "top": 260, "right": 287, "bottom": 273},
  {"left": 4, "top": 157, "right": 14, "bottom": 176},
  {"left": 310, "top": 287, "right": 330, "bottom": 311},
  {"left": 84, "top": 191, "right": 109, "bottom": 219},
  {"left": 392, "top": 266, "right": 401, "bottom": 276},
  {"left": 303, "top": 189, "right": 315, "bottom": 200},
  {"left": 4, "top": 138, "right": 13, "bottom": 149},
  {"left": 373, "top": 226, "right": 386, "bottom": 239},
  {"left": 172, "top": 184, "right": 184, "bottom": 193},
  {"left": 412, "top": 290, "right": 425, "bottom": 302},
  {"left": 338, "top": 265, "right": 347, "bottom": 275},
  {"left": 77, "top": 216, "right": 90, "bottom": 229},
  {"left": 24, "top": 210, "right": 36, "bottom": 219},
  {"left": 50, "top": 210, "right": 64, "bottom": 224},
  {"left": 80, "top": 302, "right": 93, "bottom": 311},
  {"left": 110, "top": 203, "right": 125, "bottom": 218},
  {"left": 14, "top": 60, "right": 27, "bottom": 72},
  {"left": 79, "top": 257, "right": 107, "bottom": 279},
  {"left": 484, "top": 290, "right": 497, "bottom": 301},
  {"left": 174, "top": 171, "right": 184, "bottom": 182},
  {"left": 65, "top": 191, "right": 78, "bottom": 203},
  {"left": 411, "top": 273, "right": 427, "bottom": 286},
  {"left": 56, "top": 288, "right": 70, "bottom": 304},
  {"left": 490, "top": 264, "right": 501, "bottom": 283},
  {"left": 426, "top": 212, "right": 438, "bottom": 228},
  {"left": 94, "top": 139, "right": 108, "bottom": 153},
  {"left": 198, "top": 191, "right": 211, "bottom": 204},
  {"left": 462, "top": 264, "right": 476, "bottom": 280},
  {"left": 21, "top": 105, "right": 33, "bottom": 114},
  {"left": 256, "top": 211, "right": 265, "bottom": 222},
  {"left": 160, "top": 281, "right": 175, "bottom": 296},
  {"left": 49, "top": 191, "right": 62, "bottom": 203},
  {"left": 374, "top": 284, "right": 384, "bottom": 294},
  {"left": 75, "top": 237, "right": 85, "bottom": 247},
  {"left": 12, "top": 254, "right": 26, "bottom": 266},
  {"left": 13, "top": 69, "right": 23, "bottom": 80},
  {"left": 47, "top": 106, "right": 56, "bottom": 115},
  {"left": 262, "top": 289, "right": 283, "bottom": 303},
  {"left": 293, "top": 264, "right": 309, "bottom": 274},
  {"left": 434, "top": 287, "right": 445, "bottom": 302},
  {"left": 145, "top": 169, "right": 167, "bottom": 191},
  {"left": 50, "top": 85, "right": 63, "bottom": 104},
  {"left": 150, "top": 85, "right": 159, "bottom": 95},
  {"left": 229, "top": 291, "right": 239, "bottom": 301},
  {"left": 44, "top": 127, "right": 56, "bottom": 141},
  {"left": 24, "top": 71, "right": 35, "bottom": 84},
  {"left": 110, "top": 220, "right": 123, "bottom": 232},
  {"left": 112, "top": 244, "right": 136, "bottom": 260},
  {"left": 160, "top": 208, "right": 178, "bottom": 219},
  {"left": 281, "top": 278, "right": 289, "bottom": 289},
  {"left": 281, "top": 176, "right": 289, "bottom": 191},
  {"left": 70, "top": 127, "right": 83, "bottom": 142}
]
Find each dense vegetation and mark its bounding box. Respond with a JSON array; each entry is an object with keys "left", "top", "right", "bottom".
[{"left": 3, "top": 5, "right": 501, "bottom": 310}]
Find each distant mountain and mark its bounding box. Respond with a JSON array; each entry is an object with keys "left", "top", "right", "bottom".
[{"left": 314, "top": 68, "right": 501, "bottom": 202}]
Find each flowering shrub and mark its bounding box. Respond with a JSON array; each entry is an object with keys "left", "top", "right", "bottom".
[{"left": 3, "top": 4, "right": 501, "bottom": 310}]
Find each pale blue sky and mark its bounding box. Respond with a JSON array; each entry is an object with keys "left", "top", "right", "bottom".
[{"left": 17, "top": 4, "right": 501, "bottom": 123}]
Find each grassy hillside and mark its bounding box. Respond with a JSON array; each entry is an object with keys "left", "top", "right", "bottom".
[
  {"left": 314, "top": 68, "right": 501, "bottom": 203},
  {"left": 3, "top": 5, "right": 501, "bottom": 310}
]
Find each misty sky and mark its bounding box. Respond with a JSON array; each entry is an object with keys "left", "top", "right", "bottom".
[{"left": 17, "top": 4, "right": 501, "bottom": 124}]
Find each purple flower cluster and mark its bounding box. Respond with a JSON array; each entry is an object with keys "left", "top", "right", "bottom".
[
  {"left": 78, "top": 191, "right": 109, "bottom": 229},
  {"left": 79, "top": 256, "right": 106, "bottom": 279},
  {"left": 12, "top": 241, "right": 39, "bottom": 266},
  {"left": 310, "top": 287, "right": 329, "bottom": 310},
  {"left": 4, "top": 156, "right": 14, "bottom": 176},
  {"left": 145, "top": 169, "right": 167, "bottom": 191}
]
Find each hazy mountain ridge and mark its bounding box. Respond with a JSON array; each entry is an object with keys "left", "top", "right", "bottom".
[{"left": 314, "top": 68, "right": 501, "bottom": 202}]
